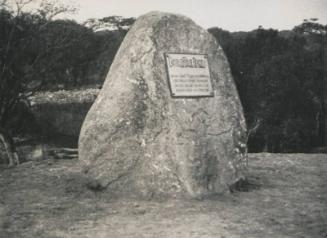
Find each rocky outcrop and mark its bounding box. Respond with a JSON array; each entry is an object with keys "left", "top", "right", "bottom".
[{"left": 78, "top": 12, "right": 247, "bottom": 198}]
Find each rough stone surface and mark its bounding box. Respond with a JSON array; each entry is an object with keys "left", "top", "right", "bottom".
[{"left": 78, "top": 12, "right": 247, "bottom": 198}]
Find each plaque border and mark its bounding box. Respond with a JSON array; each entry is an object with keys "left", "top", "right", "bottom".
[{"left": 164, "top": 52, "right": 215, "bottom": 98}]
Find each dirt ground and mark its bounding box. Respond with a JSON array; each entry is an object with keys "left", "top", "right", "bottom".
[{"left": 0, "top": 153, "right": 326, "bottom": 238}]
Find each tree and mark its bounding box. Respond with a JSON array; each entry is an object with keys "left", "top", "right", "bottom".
[
  {"left": 294, "top": 19, "right": 327, "bottom": 146},
  {"left": 0, "top": 0, "right": 77, "bottom": 165},
  {"left": 211, "top": 26, "right": 326, "bottom": 152},
  {"left": 83, "top": 16, "right": 135, "bottom": 86}
]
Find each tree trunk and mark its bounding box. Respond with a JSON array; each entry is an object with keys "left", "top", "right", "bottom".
[{"left": 0, "top": 127, "right": 19, "bottom": 166}]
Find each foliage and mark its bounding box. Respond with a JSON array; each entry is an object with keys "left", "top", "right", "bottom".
[
  {"left": 0, "top": 0, "right": 78, "bottom": 128},
  {"left": 0, "top": 0, "right": 132, "bottom": 134},
  {"left": 0, "top": 0, "right": 326, "bottom": 153},
  {"left": 209, "top": 21, "right": 327, "bottom": 152}
]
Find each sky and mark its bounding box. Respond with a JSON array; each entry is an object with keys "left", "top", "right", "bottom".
[{"left": 29, "top": 0, "right": 327, "bottom": 31}]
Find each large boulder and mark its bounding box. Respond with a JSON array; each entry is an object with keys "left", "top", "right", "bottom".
[{"left": 78, "top": 11, "right": 247, "bottom": 198}]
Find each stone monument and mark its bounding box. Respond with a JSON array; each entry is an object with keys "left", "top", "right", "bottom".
[{"left": 78, "top": 11, "right": 247, "bottom": 198}]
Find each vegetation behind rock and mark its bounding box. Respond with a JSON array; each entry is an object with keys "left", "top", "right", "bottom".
[{"left": 1, "top": 1, "right": 326, "bottom": 153}]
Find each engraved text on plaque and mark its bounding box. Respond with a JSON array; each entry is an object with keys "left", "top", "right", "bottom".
[{"left": 165, "top": 53, "right": 214, "bottom": 97}]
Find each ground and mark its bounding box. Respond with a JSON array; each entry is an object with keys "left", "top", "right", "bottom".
[{"left": 0, "top": 153, "right": 326, "bottom": 238}]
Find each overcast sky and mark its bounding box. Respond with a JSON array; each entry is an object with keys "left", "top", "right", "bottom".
[{"left": 35, "top": 0, "right": 327, "bottom": 31}]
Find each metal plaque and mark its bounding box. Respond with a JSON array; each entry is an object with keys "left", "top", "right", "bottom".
[{"left": 165, "top": 53, "right": 214, "bottom": 97}]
